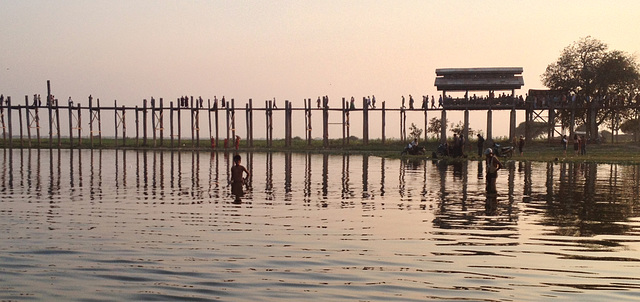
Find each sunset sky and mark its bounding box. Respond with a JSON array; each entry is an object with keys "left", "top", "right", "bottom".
[{"left": 1, "top": 0, "right": 639, "bottom": 138}]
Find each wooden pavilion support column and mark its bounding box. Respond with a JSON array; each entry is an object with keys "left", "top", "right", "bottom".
[
  {"left": 440, "top": 109, "right": 447, "bottom": 144},
  {"left": 486, "top": 109, "right": 493, "bottom": 141},
  {"left": 548, "top": 103, "right": 555, "bottom": 143},
  {"left": 463, "top": 109, "right": 469, "bottom": 145},
  {"left": 509, "top": 108, "right": 516, "bottom": 141},
  {"left": 525, "top": 103, "right": 531, "bottom": 144}
]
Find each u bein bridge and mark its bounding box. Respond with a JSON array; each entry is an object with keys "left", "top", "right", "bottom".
[{"left": 0, "top": 68, "right": 633, "bottom": 150}]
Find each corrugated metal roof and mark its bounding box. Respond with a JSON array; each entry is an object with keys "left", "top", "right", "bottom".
[{"left": 434, "top": 67, "right": 524, "bottom": 91}]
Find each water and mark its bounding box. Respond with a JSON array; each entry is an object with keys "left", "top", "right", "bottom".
[{"left": 1, "top": 149, "right": 640, "bottom": 301}]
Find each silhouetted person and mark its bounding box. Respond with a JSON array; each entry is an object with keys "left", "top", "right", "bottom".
[
  {"left": 231, "top": 154, "right": 250, "bottom": 203},
  {"left": 485, "top": 148, "right": 503, "bottom": 194}
]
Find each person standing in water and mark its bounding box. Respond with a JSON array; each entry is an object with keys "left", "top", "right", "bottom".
[
  {"left": 231, "top": 154, "right": 250, "bottom": 202},
  {"left": 485, "top": 148, "right": 503, "bottom": 194}
]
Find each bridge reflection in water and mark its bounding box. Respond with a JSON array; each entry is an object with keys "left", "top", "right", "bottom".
[{"left": 1, "top": 148, "right": 639, "bottom": 237}]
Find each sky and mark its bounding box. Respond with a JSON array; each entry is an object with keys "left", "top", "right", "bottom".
[{"left": 1, "top": 0, "right": 639, "bottom": 139}]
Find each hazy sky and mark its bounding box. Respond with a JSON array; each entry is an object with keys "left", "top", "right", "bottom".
[{"left": 1, "top": 0, "right": 639, "bottom": 138}]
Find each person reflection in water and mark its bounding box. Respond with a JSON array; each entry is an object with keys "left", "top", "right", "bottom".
[
  {"left": 485, "top": 148, "right": 503, "bottom": 194},
  {"left": 231, "top": 154, "right": 250, "bottom": 203}
]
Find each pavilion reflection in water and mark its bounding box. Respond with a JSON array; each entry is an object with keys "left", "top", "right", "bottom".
[{"left": 1, "top": 149, "right": 639, "bottom": 236}]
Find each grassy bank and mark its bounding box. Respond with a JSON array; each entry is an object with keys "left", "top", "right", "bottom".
[{"left": 2, "top": 137, "right": 640, "bottom": 164}]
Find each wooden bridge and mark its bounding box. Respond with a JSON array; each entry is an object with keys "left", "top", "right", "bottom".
[{"left": 0, "top": 70, "right": 623, "bottom": 150}]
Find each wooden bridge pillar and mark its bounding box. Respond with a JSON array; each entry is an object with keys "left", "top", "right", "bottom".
[
  {"left": 7, "top": 97, "right": 12, "bottom": 149},
  {"left": 306, "top": 98, "right": 312, "bottom": 146},
  {"left": 381, "top": 101, "right": 386, "bottom": 144},
  {"left": 143, "top": 99, "right": 148, "bottom": 146},
  {"left": 363, "top": 97, "right": 369, "bottom": 145},
  {"left": 423, "top": 107, "right": 428, "bottom": 143},
  {"left": 342, "top": 98, "right": 346, "bottom": 146},
  {"left": 25, "top": 96, "right": 31, "bottom": 148},
  {"left": 323, "top": 98, "right": 328, "bottom": 148}
]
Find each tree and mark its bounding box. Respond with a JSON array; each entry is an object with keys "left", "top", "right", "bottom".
[
  {"left": 427, "top": 117, "right": 447, "bottom": 139},
  {"left": 541, "top": 36, "right": 640, "bottom": 141},
  {"left": 408, "top": 123, "right": 423, "bottom": 142},
  {"left": 449, "top": 121, "right": 473, "bottom": 137}
]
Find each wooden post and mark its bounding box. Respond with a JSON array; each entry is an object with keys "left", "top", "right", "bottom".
[
  {"left": 35, "top": 99, "right": 40, "bottom": 147},
  {"left": 48, "top": 96, "right": 53, "bottom": 148},
  {"left": 114, "top": 100, "right": 118, "bottom": 147},
  {"left": 68, "top": 98, "right": 74, "bottom": 148},
  {"left": 170, "top": 102, "right": 174, "bottom": 148},
  {"left": 400, "top": 106, "right": 405, "bottom": 141},
  {"left": 190, "top": 97, "right": 195, "bottom": 148},
  {"left": 55, "top": 99, "right": 61, "bottom": 148},
  {"left": 89, "top": 97, "right": 93, "bottom": 148},
  {"left": 363, "top": 96, "right": 368, "bottom": 145},
  {"left": 121, "top": 105, "right": 126, "bottom": 146},
  {"left": 7, "top": 97, "right": 12, "bottom": 148},
  {"left": 486, "top": 109, "right": 493, "bottom": 141},
  {"left": 151, "top": 98, "right": 156, "bottom": 147},
  {"left": 177, "top": 100, "right": 182, "bottom": 148},
  {"left": 307, "top": 98, "right": 312, "bottom": 146},
  {"left": 97, "top": 98, "right": 102, "bottom": 146},
  {"left": 286, "top": 101, "right": 292, "bottom": 147},
  {"left": 342, "top": 98, "right": 346, "bottom": 146},
  {"left": 18, "top": 97, "right": 24, "bottom": 148},
  {"left": 159, "top": 98, "right": 163, "bottom": 146},
  {"left": 248, "top": 99, "right": 253, "bottom": 147},
  {"left": 196, "top": 97, "right": 201, "bottom": 148},
  {"left": 423, "top": 106, "right": 428, "bottom": 143},
  {"left": 440, "top": 109, "right": 447, "bottom": 144},
  {"left": 463, "top": 109, "right": 469, "bottom": 146},
  {"left": 228, "top": 99, "right": 233, "bottom": 148},
  {"left": 226, "top": 100, "right": 231, "bottom": 148},
  {"left": 382, "top": 101, "right": 386, "bottom": 144},
  {"left": 214, "top": 98, "right": 219, "bottom": 149},
  {"left": 509, "top": 108, "right": 516, "bottom": 142},
  {"left": 323, "top": 98, "right": 328, "bottom": 148},
  {"left": 25, "top": 96, "right": 32, "bottom": 148},
  {"left": 77, "top": 103, "right": 82, "bottom": 147},
  {"left": 143, "top": 99, "right": 148, "bottom": 146},
  {"left": 135, "top": 106, "right": 140, "bottom": 147},
  {"left": 47, "top": 81, "right": 51, "bottom": 148},
  {"left": 208, "top": 99, "right": 213, "bottom": 147}
]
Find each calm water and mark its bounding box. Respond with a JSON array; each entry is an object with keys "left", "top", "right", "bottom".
[{"left": 2, "top": 149, "right": 640, "bottom": 301}]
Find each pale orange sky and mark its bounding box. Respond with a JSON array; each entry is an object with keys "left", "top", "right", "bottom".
[{"left": 1, "top": 0, "right": 639, "bottom": 139}]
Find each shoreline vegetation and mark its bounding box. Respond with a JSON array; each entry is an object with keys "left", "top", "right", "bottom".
[{"left": 2, "top": 137, "right": 640, "bottom": 165}]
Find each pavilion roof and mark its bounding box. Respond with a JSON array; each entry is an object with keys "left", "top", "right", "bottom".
[{"left": 434, "top": 67, "right": 524, "bottom": 91}]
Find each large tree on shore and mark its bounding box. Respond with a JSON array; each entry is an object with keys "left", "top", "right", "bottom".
[{"left": 541, "top": 36, "right": 640, "bottom": 140}]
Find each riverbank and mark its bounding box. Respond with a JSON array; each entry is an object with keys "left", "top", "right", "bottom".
[{"left": 2, "top": 137, "right": 640, "bottom": 164}]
